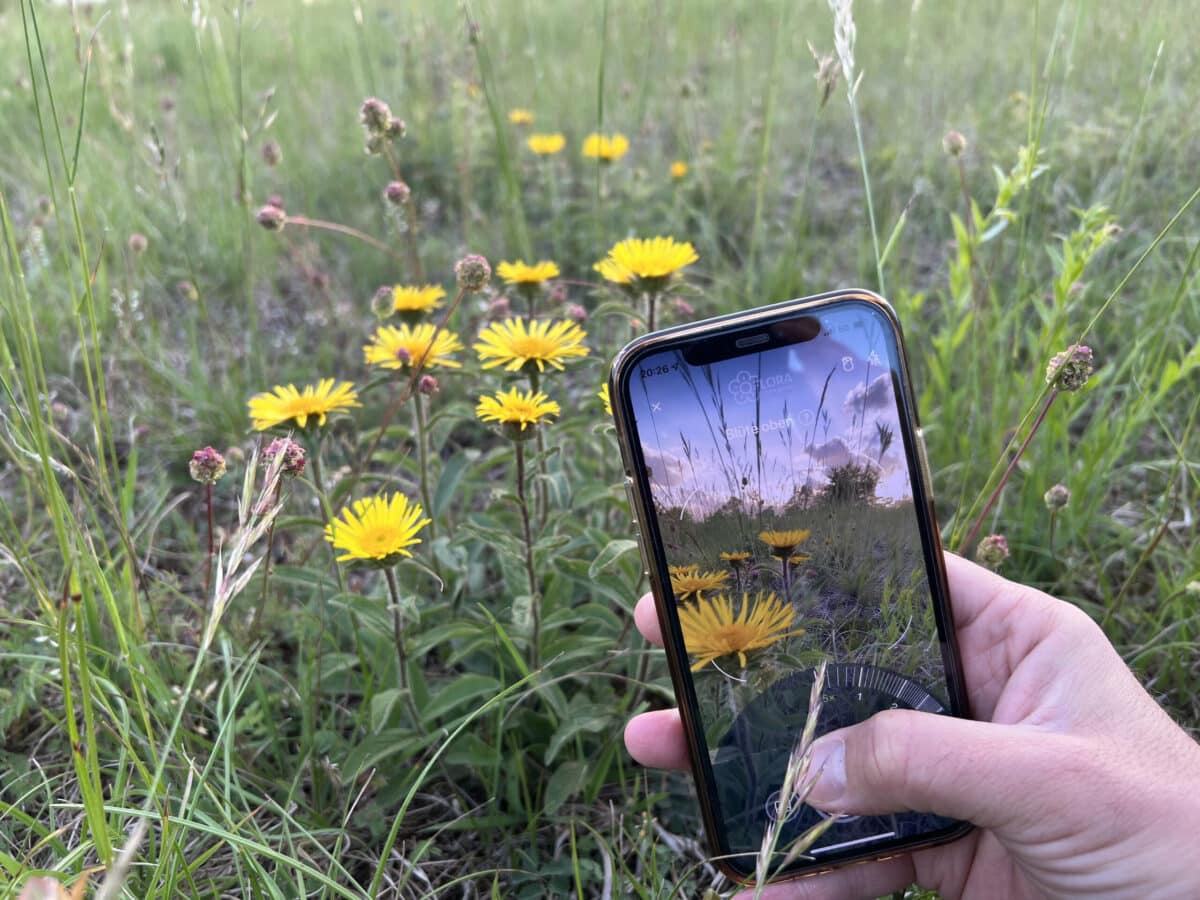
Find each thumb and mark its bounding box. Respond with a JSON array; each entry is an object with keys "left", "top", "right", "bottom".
[{"left": 803, "top": 710, "right": 1070, "bottom": 830}]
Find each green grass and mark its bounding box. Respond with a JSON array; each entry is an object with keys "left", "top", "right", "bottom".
[{"left": 1, "top": 0, "right": 1198, "bottom": 896}]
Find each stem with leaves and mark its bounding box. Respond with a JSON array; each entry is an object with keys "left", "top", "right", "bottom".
[
  {"left": 515, "top": 440, "right": 540, "bottom": 669},
  {"left": 384, "top": 565, "right": 424, "bottom": 732}
]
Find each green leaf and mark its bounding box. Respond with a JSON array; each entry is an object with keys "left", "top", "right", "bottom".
[
  {"left": 544, "top": 708, "right": 614, "bottom": 765},
  {"left": 421, "top": 673, "right": 502, "bottom": 721},
  {"left": 370, "top": 689, "right": 404, "bottom": 733},
  {"left": 588, "top": 539, "right": 639, "bottom": 578},
  {"left": 433, "top": 451, "right": 472, "bottom": 518},
  {"left": 543, "top": 760, "right": 589, "bottom": 815}
]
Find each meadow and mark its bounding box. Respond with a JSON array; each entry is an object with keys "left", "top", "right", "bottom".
[{"left": 1, "top": 0, "right": 1198, "bottom": 897}]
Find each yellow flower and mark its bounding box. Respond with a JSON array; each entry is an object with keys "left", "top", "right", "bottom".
[
  {"left": 582, "top": 132, "right": 629, "bottom": 161},
  {"left": 594, "top": 236, "right": 699, "bottom": 285},
  {"left": 527, "top": 133, "right": 566, "bottom": 155},
  {"left": 598, "top": 383, "right": 612, "bottom": 416},
  {"left": 474, "top": 317, "right": 589, "bottom": 373},
  {"left": 248, "top": 379, "right": 360, "bottom": 431},
  {"left": 719, "top": 551, "right": 751, "bottom": 566},
  {"left": 476, "top": 386, "right": 561, "bottom": 432},
  {"left": 508, "top": 108, "right": 535, "bottom": 125},
  {"left": 670, "top": 160, "right": 689, "bottom": 179},
  {"left": 669, "top": 564, "right": 700, "bottom": 578},
  {"left": 787, "top": 554, "right": 812, "bottom": 566},
  {"left": 679, "top": 592, "right": 805, "bottom": 672},
  {"left": 324, "top": 493, "right": 431, "bottom": 566},
  {"left": 390, "top": 284, "right": 446, "bottom": 314},
  {"left": 758, "top": 528, "right": 813, "bottom": 558},
  {"left": 496, "top": 260, "right": 560, "bottom": 286},
  {"left": 364, "top": 323, "right": 464, "bottom": 370},
  {"left": 671, "top": 568, "right": 731, "bottom": 602}
]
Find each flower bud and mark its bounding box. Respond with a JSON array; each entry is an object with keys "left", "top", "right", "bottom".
[
  {"left": 255, "top": 204, "right": 286, "bottom": 232},
  {"left": 942, "top": 130, "right": 968, "bottom": 157},
  {"left": 1044, "top": 483, "right": 1070, "bottom": 511},
  {"left": 261, "top": 140, "right": 282, "bottom": 167},
  {"left": 975, "top": 534, "right": 1010, "bottom": 570},
  {"left": 455, "top": 253, "right": 491, "bottom": 292},
  {"left": 1045, "top": 344, "right": 1094, "bottom": 392},
  {"left": 565, "top": 303, "right": 587, "bottom": 323},
  {"left": 263, "top": 436, "right": 307, "bottom": 478},
  {"left": 128, "top": 233, "right": 148, "bottom": 254},
  {"left": 384, "top": 180, "right": 411, "bottom": 206},
  {"left": 487, "top": 295, "right": 511, "bottom": 319},
  {"left": 189, "top": 447, "right": 227, "bottom": 484},
  {"left": 359, "top": 97, "right": 392, "bottom": 134},
  {"left": 673, "top": 297, "right": 695, "bottom": 318},
  {"left": 371, "top": 285, "right": 395, "bottom": 319},
  {"left": 418, "top": 374, "right": 439, "bottom": 395}
]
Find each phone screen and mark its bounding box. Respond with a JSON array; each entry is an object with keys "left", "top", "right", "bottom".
[{"left": 622, "top": 299, "right": 961, "bottom": 868}]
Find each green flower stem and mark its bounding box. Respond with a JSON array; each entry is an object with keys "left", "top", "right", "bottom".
[
  {"left": 308, "top": 435, "right": 346, "bottom": 593},
  {"left": 527, "top": 368, "right": 550, "bottom": 526},
  {"left": 645, "top": 290, "right": 659, "bottom": 333},
  {"left": 515, "top": 440, "right": 541, "bottom": 669},
  {"left": 412, "top": 391, "right": 437, "bottom": 541},
  {"left": 384, "top": 565, "right": 424, "bottom": 733},
  {"left": 961, "top": 389, "right": 1058, "bottom": 556}
]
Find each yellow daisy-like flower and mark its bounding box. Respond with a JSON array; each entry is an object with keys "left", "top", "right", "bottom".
[
  {"left": 598, "top": 383, "right": 612, "bottom": 416},
  {"left": 476, "top": 386, "right": 561, "bottom": 433},
  {"left": 719, "top": 551, "right": 751, "bottom": 567},
  {"left": 391, "top": 284, "right": 446, "bottom": 314},
  {"left": 594, "top": 236, "right": 699, "bottom": 286},
  {"left": 364, "top": 323, "right": 464, "bottom": 371},
  {"left": 248, "top": 379, "right": 360, "bottom": 431},
  {"left": 474, "top": 317, "right": 589, "bottom": 373},
  {"left": 527, "top": 133, "right": 566, "bottom": 155},
  {"left": 323, "top": 493, "right": 431, "bottom": 566},
  {"left": 679, "top": 591, "right": 805, "bottom": 672},
  {"left": 670, "top": 160, "right": 689, "bottom": 179},
  {"left": 787, "top": 554, "right": 812, "bottom": 566},
  {"left": 496, "top": 260, "right": 560, "bottom": 286},
  {"left": 508, "top": 108, "right": 535, "bottom": 125},
  {"left": 582, "top": 132, "right": 629, "bottom": 161},
  {"left": 758, "top": 528, "right": 813, "bottom": 558},
  {"left": 669, "top": 563, "right": 700, "bottom": 578},
  {"left": 671, "top": 568, "right": 731, "bottom": 603}
]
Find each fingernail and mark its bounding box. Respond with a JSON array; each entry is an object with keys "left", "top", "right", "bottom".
[{"left": 804, "top": 738, "right": 846, "bottom": 809}]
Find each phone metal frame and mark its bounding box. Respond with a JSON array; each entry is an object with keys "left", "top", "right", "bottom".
[{"left": 608, "top": 288, "right": 973, "bottom": 882}]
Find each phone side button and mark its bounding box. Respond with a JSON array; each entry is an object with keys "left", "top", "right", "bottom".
[
  {"left": 633, "top": 528, "right": 652, "bottom": 576},
  {"left": 914, "top": 427, "right": 935, "bottom": 500}
]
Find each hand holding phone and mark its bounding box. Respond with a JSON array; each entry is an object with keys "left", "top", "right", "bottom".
[
  {"left": 626, "top": 554, "right": 1200, "bottom": 899},
  {"left": 614, "top": 290, "right": 1200, "bottom": 896},
  {"left": 610, "top": 290, "right": 971, "bottom": 878}
]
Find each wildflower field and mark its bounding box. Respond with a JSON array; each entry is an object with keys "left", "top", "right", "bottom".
[{"left": 1, "top": 0, "right": 1198, "bottom": 896}]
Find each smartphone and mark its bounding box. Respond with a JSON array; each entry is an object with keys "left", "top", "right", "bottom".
[{"left": 609, "top": 289, "right": 971, "bottom": 881}]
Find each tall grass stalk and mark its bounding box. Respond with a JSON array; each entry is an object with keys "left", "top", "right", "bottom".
[{"left": 828, "top": 0, "right": 885, "bottom": 296}]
